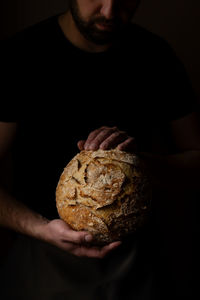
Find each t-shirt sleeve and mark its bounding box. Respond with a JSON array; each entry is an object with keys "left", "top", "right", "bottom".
[{"left": 154, "top": 38, "right": 199, "bottom": 122}]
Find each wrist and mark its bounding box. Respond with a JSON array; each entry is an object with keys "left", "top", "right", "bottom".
[{"left": 29, "top": 215, "right": 50, "bottom": 242}]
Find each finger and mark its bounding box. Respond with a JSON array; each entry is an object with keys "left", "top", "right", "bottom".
[
  {"left": 87, "top": 127, "right": 118, "bottom": 151},
  {"left": 117, "top": 137, "right": 138, "bottom": 152},
  {"left": 72, "top": 241, "right": 121, "bottom": 258},
  {"left": 77, "top": 140, "right": 86, "bottom": 151},
  {"left": 62, "top": 229, "right": 93, "bottom": 244},
  {"left": 84, "top": 126, "right": 117, "bottom": 150},
  {"left": 100, "top": 131, "right": 128, "bottom": 150},
  {"left": 97, "top": 241, "right": 122, "bottom": 258},
  {"left": 100, "top": 241, "right": 122, "bottom": 256},
  {"left": 84, "top": 127, "right": 106, "bottom": 150}
]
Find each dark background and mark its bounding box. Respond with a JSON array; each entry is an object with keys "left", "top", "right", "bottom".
[
  {"left": 1, "top": 0, "right": 200, "bottom": 101},
  {"left": 0, "top": 0, "right": 199, "bottom": 297}
]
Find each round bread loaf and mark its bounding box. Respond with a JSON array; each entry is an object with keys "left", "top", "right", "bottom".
[{"left": 56, "top": 149, "right": 152, "bottom": 245}]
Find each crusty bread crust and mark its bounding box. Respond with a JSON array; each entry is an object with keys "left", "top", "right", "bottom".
[{"left": 56, "top": 149, "right": 152, "bottom": 245}]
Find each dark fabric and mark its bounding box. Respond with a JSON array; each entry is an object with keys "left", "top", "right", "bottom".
[
  {"left": 0, "top": 13, "right": 198, "bottom": 299},
  {"left": 0, "top": 230, "right": 154, "bottom": 300}
]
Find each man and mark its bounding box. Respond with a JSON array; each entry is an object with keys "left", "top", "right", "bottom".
[{"left": 0, "top": 0, "right": 199, "bottom": 299}]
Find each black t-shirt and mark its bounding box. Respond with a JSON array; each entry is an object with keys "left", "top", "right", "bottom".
[{"left": 1, "top": 13, "right": 198, "bottom": 219}]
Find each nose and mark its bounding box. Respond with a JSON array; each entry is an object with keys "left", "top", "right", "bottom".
[{"left": 100, "top": 0, "right": 116, "bottom": 19}]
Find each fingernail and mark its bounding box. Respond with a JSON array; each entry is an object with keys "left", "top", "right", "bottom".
[{"left": 85, "top": 234, "right": 93, "bottom": 242}]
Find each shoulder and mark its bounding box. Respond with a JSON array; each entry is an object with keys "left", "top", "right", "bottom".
[
  {"left": 1, "top": 14, "right": 61, "bottom": 66},
  {"left": 127, "top": 22, "right": 169, "bottom": 47},
  {"left": 3, "top": 14, "right": 60, "bottom": 45},
  {"left": 125, "top": 22, "right": 177, "bottom": 61}
]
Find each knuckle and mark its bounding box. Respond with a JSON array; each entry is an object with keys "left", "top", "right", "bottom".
[
  {"left": 72, "top": 234, "right": 83, "bottom": 244},
  {"left": 100, "top": 141, "right": 108, "bottom": 149},
  {"left": 102, "top": 127, "right": 111, "bottom": 132},
  {"left": 114, "top": 131, "right": 122, "bottom": 137},
  {"left": 111, "top": 131, "right": 119, "bottom": 137},
  {"left": 89, "top": 128, "right": 100, "bottom": 136},
  {"left": 94, "top": 135, "right": 103, "bottom": 143},
  {"left": 106, "top": 133, "right": 116, "bottom": 141},
  {"left": 119, "top": 131, "right": 127, "bottom": 136},
  {"left": 88, "top": 132, "right": 96, "bottom": 139}
]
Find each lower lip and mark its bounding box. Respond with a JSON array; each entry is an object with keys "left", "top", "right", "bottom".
[{"left": 96, "top": 23, "right": 114, "bottom": 31}]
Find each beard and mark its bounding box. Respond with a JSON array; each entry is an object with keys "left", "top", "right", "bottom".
[{"left": 69, "top": 0, "right": 126, "bottom": 45}]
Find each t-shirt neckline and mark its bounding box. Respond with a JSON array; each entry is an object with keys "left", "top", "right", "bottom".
[{"left": 52, "top": 13, "right": 120, "bottom": 57}]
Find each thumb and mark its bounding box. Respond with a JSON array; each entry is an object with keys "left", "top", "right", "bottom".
[
  {"left": 77, "top": 140, "right": 86, "bottom": 151},
  {"left": 63, "top": 228, "right": 93, "bottom": 244}
]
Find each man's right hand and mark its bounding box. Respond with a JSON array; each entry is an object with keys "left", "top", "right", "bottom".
[{"left": 42, "top": 219, "right": 121, "bottom": 259}]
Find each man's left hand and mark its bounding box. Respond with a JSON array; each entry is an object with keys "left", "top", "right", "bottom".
[{"left": 77, "top": 126, "right": 137, "bottom": 152}]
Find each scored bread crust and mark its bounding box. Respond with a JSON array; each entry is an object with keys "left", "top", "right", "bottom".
[{"left": 56, "top": 149, "right": 152, "bottom": 245}]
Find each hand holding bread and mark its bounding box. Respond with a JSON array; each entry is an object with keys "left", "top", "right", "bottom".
[
  {"left": 41, "top": 219, "right": 121, "bottom": 258},
  {"left": 43, "top": 126, "right": 150, "bottom": 257}
]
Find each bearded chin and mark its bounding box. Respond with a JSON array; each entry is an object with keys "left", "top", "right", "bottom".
[
  {"left": 79, "top": 26, "right": 120, "bottom": 45},
  {"left": 69, "top": 0, "right": 122, "bottom": 45}
]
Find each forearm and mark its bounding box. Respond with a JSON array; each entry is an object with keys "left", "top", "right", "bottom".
[
  {"left": 0, "top": 187, "right": 50, "bottom": 241},
  {"left": 139, "top": 150, "right": 200, "bottom": 190}
]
